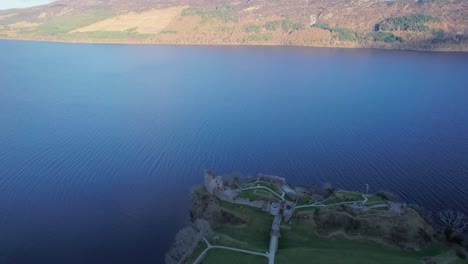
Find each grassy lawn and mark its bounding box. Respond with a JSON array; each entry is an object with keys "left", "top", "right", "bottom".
[
  {"left": 323, "top": 197, "right": 341, "bottom": 205},
  {"left": 277, "top": 247, "right": 429, "bottom": 264},
  {"left": 202, "top": 249, "right": 268, "bottom": 264},
  {"left": 366, "top": 194, "right": 386, "bottom": 205},
  {"left": 215, "top": 201, "right": 272, "bottom": 252},
  {"left": 277, "top": 219, "right": 449, "bottom": 264},
  {"left": 294, "top": 206, "right": 321, "bottom": 214},
  {"left": 237, "top": 189, "right": 279, "bottom": 202},
  {"left": 449, "top": 259, "right": 468, "bottom": 264},
  {"left": 256, "top": 181, "right": 282, "bottom": 194},
  {"left": 338, "top": 191, "right": 364, "bottom": 201}
]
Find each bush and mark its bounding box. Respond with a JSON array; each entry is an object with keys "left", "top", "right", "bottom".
[
  {"left": 444, "top": 226, "right": 454, "bottom": 241},
  {"left": 369, "top": 32, "right": 403, "bottom": 43},
  {"left": 282, "top": 18, "right": 304, "bottom": 33},
  {"left": 375, "top": 191, "right": 401, "bottom": 201},
  {"left": 182, "top": 5, "right": 238, "bottom": 23},
  {"left": 455, "top": 248, "right": 467, "bottom": 259},
  {"left": 265, "top": 20, "right": 281, "bottom": 31},
  {"left": 247, "top": 33, "right": 272, "bottom": 42},
  {"left": 450, "top": 234, "right": 465, "bottom": 245},
  {"left": 322, "top": 183, "right": 335, "bottom": 198},
  {"left": 244, "top": 24, "right": 262, "bottom": 33},
  {"left": 312, "top": 24, "right": 356, "bottom": 42},
  {"left": 312, "top": 23, "right": 332, "bottom": 31},
  {"left": 334, "top": 28, "right": 356, "bottom": 41},
  {"left": 313, "top": 208, "right": 320, "bottom": 222},
  {"left": 344, "top": 219, "right": 361, "bottom": 232}
]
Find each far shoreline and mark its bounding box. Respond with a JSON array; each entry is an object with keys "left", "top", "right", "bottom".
[{"left": 1, "top": 36, "right": 467, "bottom": 54}]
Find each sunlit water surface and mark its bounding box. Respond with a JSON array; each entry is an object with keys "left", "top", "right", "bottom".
[{"left": 0, "top": 40, "right": 467, "bottom": 263}]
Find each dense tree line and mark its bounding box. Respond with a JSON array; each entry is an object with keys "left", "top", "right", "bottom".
[
  {"left": 377, "top": 14, "right": 438, "bottom": 32},
  {"left": 368, "top": 31, "right": 403, "bottom": 43}
]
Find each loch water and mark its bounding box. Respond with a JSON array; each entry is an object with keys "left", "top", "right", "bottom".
[{"left": 0, "top": 40, "right": 467, "bottom": 263}]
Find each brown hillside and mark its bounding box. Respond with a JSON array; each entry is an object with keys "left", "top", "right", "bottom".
[{"left": 0, "top": 0, "right": 466, "bottom": 51}]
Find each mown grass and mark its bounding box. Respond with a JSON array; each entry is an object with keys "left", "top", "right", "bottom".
[
  {"left": 206, "top": 196, "right": 450, "bottom": 264},
  {"left": 449, "top": 258, "right": 468, "bottom": 264},
  {"left": 237, "top": 189, "right": 279, "bottom": 202},
  {"left": 323, "top": 197, "right": 341, "bottom": 205},
  {"left": 366, "top": 194, "right": 386, "bottom": 205},
  {"left": 256, "top": 182, "right": 282, "bottom": 194},
  {"left": 277, "top": 219, "right": 449, "bottom": 264},
  {"left": 337, "top": 191, "right": 363, "bottom": 201},
  {"left": 202, "top": 249, "right": 268, "bottom": 264},
  {"left": 215, "top": 201, "right": 272, "bottom": 252}
]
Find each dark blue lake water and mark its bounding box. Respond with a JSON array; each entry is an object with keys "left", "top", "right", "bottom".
[{"left": 0, "top": 40, "right": 467, "bottom": 264}]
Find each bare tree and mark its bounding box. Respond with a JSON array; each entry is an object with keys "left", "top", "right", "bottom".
[
  {"left": 437, "top": 210, "right": 468, "bottom": 233},
  {"left": 165, "top": 226, "right": 198, "bottom": 264},
  {"left": 194, "top": 218, "right": 212, "bottom": 237}
]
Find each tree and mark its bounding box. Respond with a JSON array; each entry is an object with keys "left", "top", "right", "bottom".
[
  {"left": 194, "top": 218, "right": 212, "bottom": 237},
  {"left": 322, "top": 183, "right": 335, "bottom": 198},
  {"left": 281, "top": 18, "right": 304, "bottom": 33},
  {"left": 437, "top": 210, "right": 468, "bottom": 233},
  {"left": 165, "top": 226, "right": 199, "bottom": 264},
  {"left": 265, "top": 20, "right": 281, "bottom": 31}
]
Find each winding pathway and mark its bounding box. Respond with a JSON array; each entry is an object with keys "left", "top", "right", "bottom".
[
  {"left": 193, "top": 238, "right": 269, "bottom": 264},
  {"left": 296, "top": 194, "right": 369, "bottom": 209},
  {"left": 241, "top": 186, "right": 285, "bottom": 201}
]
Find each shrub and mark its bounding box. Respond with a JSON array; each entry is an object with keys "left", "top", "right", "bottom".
[
  {"left": 312, "top": 23, "right": 332, "bottom": 32},
  {"left": 182, "top": 5, "right": 238, "bottom": 23},
  {"left": 313, "top": 208, "right": 320, "bottom": 222},
  {"left": 345, "top": 219, "right": 361, "bottom": 232},
  {"left": 282, "top": 18, "right": 304, "bottom": 33},
  {"left": 244, "top": 24, "right": 262, "bottom": 33},
  {"left": 247, "top": 33, "right": 273, "bottom": 42},
  {"left": 450, "top": 234, "right": 465, "bottom": 245},
  {"left": 334, "top": 28, "right": 356, "bottom": 41},
  {"left": 444, "top": 226, "right": 454, "bottom": 241},
  {"left": 455, "top": 248, "right": 467, "bottom": 259},
  {"left": 322, "top": 183, "right": 335, "bottom": 198},
  {"left": 265, "top": 20, "right": 281, "bottom": 31},
  {"left": 369, "top": 32, "right": 403, "bottom": 43},
  {"left": 375, "top": 191, "right": 401, "bottom": 201}
]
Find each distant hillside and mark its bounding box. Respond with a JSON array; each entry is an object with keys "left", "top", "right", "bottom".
[{"left": 0, "top": 0, "right": 466, "bottom": 51}]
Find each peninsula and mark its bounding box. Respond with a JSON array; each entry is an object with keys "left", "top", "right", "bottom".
[
  {"left": 166, "top": 171, "right": 468, "bottom": 264},
  {"left": 0, "top": 0, "right": 466, "bottom": 51}
]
